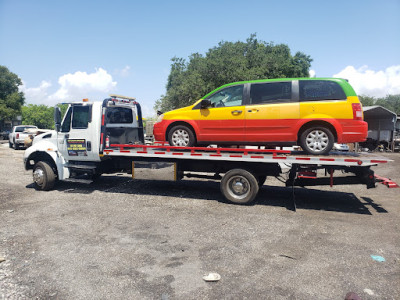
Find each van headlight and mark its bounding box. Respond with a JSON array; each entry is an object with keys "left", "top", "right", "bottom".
[{"left": 156, "top": 114, "right": 164, "bottom": 123}]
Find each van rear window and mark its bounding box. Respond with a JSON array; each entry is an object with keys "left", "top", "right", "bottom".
[{"left": 300, "top": 80, "right": 346, "bottom": 101}]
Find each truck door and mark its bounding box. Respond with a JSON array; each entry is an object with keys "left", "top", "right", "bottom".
[{"left": 57, "top": 104, "right": 100, "bottom": 162}]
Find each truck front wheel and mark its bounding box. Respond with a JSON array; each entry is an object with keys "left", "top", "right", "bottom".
[
  {"left": 221, "top": 169, "right": 259, "bottom": 205},
  {"left": 33, "top": 161, "right": 56, "bottom": 191}
]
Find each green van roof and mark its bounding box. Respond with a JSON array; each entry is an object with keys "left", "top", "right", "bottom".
[{"left": 203, "top": 77, "right": 357, "bottom": 98}]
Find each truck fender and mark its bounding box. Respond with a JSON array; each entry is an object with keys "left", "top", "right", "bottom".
[{"left": 24, "top": 142, "right": 70, "bottom": 180}]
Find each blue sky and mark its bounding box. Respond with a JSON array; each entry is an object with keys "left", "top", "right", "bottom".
[{"left": 1, "top": 0, "right": 399, "bottom": 117}]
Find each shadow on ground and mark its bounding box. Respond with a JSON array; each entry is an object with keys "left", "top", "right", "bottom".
[{"left": 26, "top": 174, "right": 387, "bottom": 215}]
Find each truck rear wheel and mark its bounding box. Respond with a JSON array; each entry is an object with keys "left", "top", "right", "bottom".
[
  {"left": 220, "top": 169, "right": 259, "bottom": 205},
  {"left": 33, "top": 161, "right": 56, "bottom": 191}
]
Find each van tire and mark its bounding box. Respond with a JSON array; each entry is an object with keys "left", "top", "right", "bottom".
[
  {"left": 33, "top": 161, "right": 56, "bottom": 191},
  {"left": 168, "top": 125, "right": 196, "bottom": 147},
  {"left": 300, "top": 127, "right": 334, "bottom": 155}
]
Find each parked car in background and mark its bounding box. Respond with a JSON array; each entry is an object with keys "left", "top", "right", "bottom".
[
  {"left": 9, "top": 125, "right": 38, "bottom": 149},
  {"left": 154, "top": 78, "right": 368, "bottom": 155},
  {"left": 333, "top": 143, "right": 350, "bottom": 151},
  {"left": 0, "top": 130, "right": 10, "bottom": 140},
  {"left": 23, "top": 128, "right": 52, "bottom": 148}
]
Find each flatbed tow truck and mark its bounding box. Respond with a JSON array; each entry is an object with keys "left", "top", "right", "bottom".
[{"left": 23, "top": 96, "right": 398, "bottom": 210}]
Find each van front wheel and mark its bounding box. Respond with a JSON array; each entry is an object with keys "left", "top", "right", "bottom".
[
  {"left": 300, "top": 127, "right": 334, "bottom": 155},
  {"left": 168, "top": 125, "right": 196, "bottom": 147}
]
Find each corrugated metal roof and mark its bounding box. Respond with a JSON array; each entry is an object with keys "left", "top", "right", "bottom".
[{"left": 363, "top": 106, "right": 396, "bottom": 118}]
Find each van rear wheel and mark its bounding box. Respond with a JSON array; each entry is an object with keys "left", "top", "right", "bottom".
[{"left": 300, "top": 127, "right": 334, "bottom": 155}]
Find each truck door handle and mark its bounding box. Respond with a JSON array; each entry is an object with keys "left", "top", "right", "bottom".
[
  {"left": 231, "top": 110, "right": 242, "bottom": 115},
  {"left": 65, "top": 134, "right": 69, "bottom": 139}
]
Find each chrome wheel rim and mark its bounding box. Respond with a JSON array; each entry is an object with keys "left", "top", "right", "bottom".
[
  {"left": 33, "top": 168, "right": 45, "bottom": 186},
  {"left": 171, "top": 129, "right": 190, "bottom": 147},
  {"left": 227, "top": 176, "right": 250, "bottom": 200},
  {"left": 306, "top": 130, "right": 329, "bottom": 152}
]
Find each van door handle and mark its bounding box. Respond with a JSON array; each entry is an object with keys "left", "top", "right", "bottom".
[{"left": 231, "top": 110, "right": 242, "bottom": 115}]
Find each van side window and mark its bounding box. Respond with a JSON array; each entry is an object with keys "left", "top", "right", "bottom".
[
  {"left": 106, "top": 107, "right": 134, "bottom": 124},
  {"left": 250, "top": 82, "right": 292, "bottom": 104},
  {"left": 208, "top": 85, "right": 243, "bottom": 107},
  {"left": 72, "top": 106, "right": 90, "bottom": 129},
  {"left": 61, "top": 107, "right": 72, "bottom": 132},
  {"left": 300, "top": 80, "right": 346, "bottom": 101}
]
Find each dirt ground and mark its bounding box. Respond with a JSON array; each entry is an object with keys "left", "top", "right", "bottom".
[{"left": 0, "top": 142, "right": 399, "bottom": 299}]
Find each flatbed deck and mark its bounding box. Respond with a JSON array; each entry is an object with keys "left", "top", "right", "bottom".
[{"left": 103, "top": 144, "right": 391, "bottom": 167}]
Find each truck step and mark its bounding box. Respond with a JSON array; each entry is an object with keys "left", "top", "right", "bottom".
[
  {"left": 65, "top": 164, "right": 97, "bottom": 169},
  {"left": 63, "top": 178, "right": 93, "bottom": 184}
]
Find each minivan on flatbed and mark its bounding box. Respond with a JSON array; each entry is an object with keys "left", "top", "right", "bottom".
[{"left": 153, "top": 78, "right": 368, "bottom": 155}]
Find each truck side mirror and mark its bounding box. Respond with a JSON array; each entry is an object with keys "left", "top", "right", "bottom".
[
  {"left": 54, "top": 106, "right": 61, "bottom": 132},
  {"left": 200, "top": 99, "right": 211, "bottom": 109}
]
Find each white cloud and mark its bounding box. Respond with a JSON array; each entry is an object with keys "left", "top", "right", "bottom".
[
  {"left": 21, "top": 68, "right": 117, "bottom": 106},
  {"left": 19, "top": 80, "right": 52, "bottom": 105},
  {"left": 49, "top": 68, "right": 117, "bottom": 102},
  {"left": 333, "top": 65, "right": 400, "bottom": 97},
  {"left": 114, "top": 65, "right": 131, "bottom": 77}
]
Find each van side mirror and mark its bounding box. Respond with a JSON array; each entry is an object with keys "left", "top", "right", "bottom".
[
  {"left": 54, "top": 106, "right": 61, "bottom": 132},
  {"left": 200, "top": 99, "right": 211, "bottom": 109}
]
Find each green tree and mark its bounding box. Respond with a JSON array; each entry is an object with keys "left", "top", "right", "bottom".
[
  {"left": 22, "top": 104, "right": 54, "bottom": 129},
  {"left": 0, "top": 66, "right": 25, "bottom": 120},
  {"left": 359, "top": 95, "right": 376, "bottom": 107},
  {"left": 155, "top": 34, "right": 312, "bottom": 112},
  {"left": 21, "top": 103, "right": 69, "bottom": 129},
  {"left": 359, "top": 94, "right": 400, "bottom": 114},
  {"left": 376, "top": 94, "right": 400, "bottom": 114}
]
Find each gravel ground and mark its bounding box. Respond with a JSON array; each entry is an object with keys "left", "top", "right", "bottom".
[{"left": 0, "top": 142, "right": 399, "bottom": 299}]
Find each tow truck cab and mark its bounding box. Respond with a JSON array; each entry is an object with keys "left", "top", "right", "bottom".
[{"left": 24, "top": 95, "right": 144, "bottom": 185}]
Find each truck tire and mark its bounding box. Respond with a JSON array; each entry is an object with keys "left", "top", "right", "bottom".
[
  {"left": 33, "top": 161, "right": 56, "bottom": 191},
  {"left": 257, "top": 175, "right": 267, "bottom": 187},
  {"left": 299, "top": 126, "right": 334, "bottom": 155},
  {"left": 220, "top": 169, "right": 259, "bottom": 205}
]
